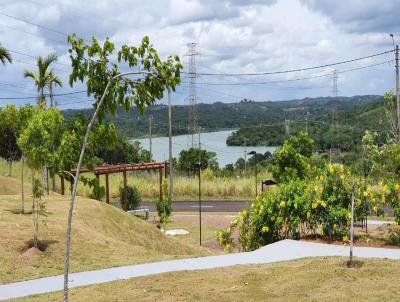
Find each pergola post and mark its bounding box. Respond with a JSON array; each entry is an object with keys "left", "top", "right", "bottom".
[
  {"left": 60, "top": 174, "right": 65, "bottom": 195},
  {"left": 159, "top": 166, "right": 163, "bottom": 200},
  {"left": 123, "top": 171, "right": 128, "bottom": 211},
  {"left": 105, "top": 173, "right": 109, "bottom": 204}
]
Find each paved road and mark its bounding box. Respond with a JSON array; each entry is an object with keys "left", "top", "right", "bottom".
[
  {"left": 1, "top": 239, "right": 400, "bottom": 301},
  {"left": 142, "top": 200, "right": 251, "bottom": 212}
]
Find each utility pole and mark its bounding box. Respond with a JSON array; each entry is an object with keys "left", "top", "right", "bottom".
[
  {"left": 149, "top": 115, "right": 153, "bottom": 162},
  {"left": 187, "top": 43, "right": 198, "bottom": 148},
  {"left": 244, "top": 137, "right": 247, "bottom": 176},
  {"left": 198, "top": 128, "right": 202, "bottom": 246},
  {"left": 396, "top": 45, "right": 400, "bottom": 140},
  {"left": 168, "top": 91, "right": 173, "bottom": 198},
  {"left": 348, "top": 182, "right": 355, "bottom": 267}
]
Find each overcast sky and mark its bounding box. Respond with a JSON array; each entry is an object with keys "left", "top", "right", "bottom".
[{"left": 0, "top": 0, "right": 398, "bottom": 109}]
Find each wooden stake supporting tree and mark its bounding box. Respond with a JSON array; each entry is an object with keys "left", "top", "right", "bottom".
[{"left": 62, "top": 34, "right": 181, "bottom": 302}]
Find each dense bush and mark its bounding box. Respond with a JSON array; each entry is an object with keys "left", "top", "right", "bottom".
[
  {"left": 119, "top": 185, "right": 142, "bottom": 210},
  {"left": 217, "top": 163, "right": 383, "bottom": 252}
]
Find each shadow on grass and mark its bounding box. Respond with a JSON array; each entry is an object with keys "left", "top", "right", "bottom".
[
  {"left": 6, "top": 209, "right": 33, "bottom": 215},
  {"left": 22, "top": 239, "right": 59, "bottom": 252}
]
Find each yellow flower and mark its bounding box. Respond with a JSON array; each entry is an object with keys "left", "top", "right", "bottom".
[
  {"left": 312, "top": 202, "right": 317, "bottom": 209},
  {"left": 395, "top": 183, "right": 400, "bottom": 191},
  {"left": 321, "top": 200, "right": 327, "bottom": 208},
  {"left": 383, "top": 184, "right": 389, "bottom": 194},
  {"left": 279, "top": 201, "right": 286, "bottom": 209},
  {"left": 342, "top": 235, "right": 349, "bottom": 244},
  {"left": 319, "top": 175, "right": 324, "bottom": 181},
  {"left": 261, "top": 226, "right": 269, "bottom": 233},
  {"left": 327, "top": 164, "right": 334, "bottom": 173},
  {"left": 356, "top": 199, "right": 362, "bottom": 206},
  {"left": 226, "top": 227, "right": 231, "bottom": 233},
  {"left": 347, "top": 212, "right": 352, "bottom": 219},
  {"left": 373, "top": 206, "right": 377, "bottom": 212},
  {"left": 340, "top": 174, "right": 345, "bottom": 181},
  {"left": 363, "top": 191, "right": 368, "bottom": 197}
]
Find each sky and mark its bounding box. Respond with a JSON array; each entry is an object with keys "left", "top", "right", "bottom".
[{"left": 0, "top": 0, "right": 398, "bottom": 109}]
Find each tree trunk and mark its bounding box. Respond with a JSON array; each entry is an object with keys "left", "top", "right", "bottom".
[
  {"left": 8, "top": 160, "right": 12, "bottom": 176},
  {"left": 63, "top": 80, "right": 112, "bottom": 302},
  {"left": 21, "top": 156, "right": 24, "bottom": 214},
  {"left": 32, "top": 175, "right": 38, "bottom": 249}
]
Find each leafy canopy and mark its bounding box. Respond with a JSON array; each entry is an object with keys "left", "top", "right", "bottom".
[
  {"left": 67, "top": 34, "right": 182, "bottom": 120},
  {"left": 18, "top": 108, "right": 64, "bottom": 170}
]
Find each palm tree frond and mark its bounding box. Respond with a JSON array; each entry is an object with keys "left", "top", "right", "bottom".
[{"left": 0, "top": 44, "right": 12, "bottom": 64}]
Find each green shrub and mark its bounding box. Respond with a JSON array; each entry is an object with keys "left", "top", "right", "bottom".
[
  {"left": 119, "top": 185, "right": 142, "bottom": 210},
  {"left": 155, "top": 180, "right": 172, "bottom": 224}
]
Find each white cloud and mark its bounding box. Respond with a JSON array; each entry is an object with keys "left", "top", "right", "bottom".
[{"left": 0, "top": 0, "right": 397, "bottom": 108}]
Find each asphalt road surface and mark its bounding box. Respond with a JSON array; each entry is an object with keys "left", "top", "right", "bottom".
[{"left": 142, "top": 200, "right": 251, "bottom": 212}]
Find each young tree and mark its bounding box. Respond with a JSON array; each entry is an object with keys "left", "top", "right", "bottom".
[
  {"left": 272, "top": 132, "right": 314, "bottom": 182},
  {"left": 177, "top": 148, "right": 217, "bottom": 176},
  {"left": 24, "top": 54, "right": 62, "bottom": 108},
  {"left": 18, "top": 108, "right": 64, "bottom": 247},
  {"left": 0, "top": 105, "right": 21, "bottom": 176},
  {"left": 62, "top": 34, "right": 182, "bottom": 301},
  {"left": 0, "top": 43, "right": 12, "bottom": 65}
]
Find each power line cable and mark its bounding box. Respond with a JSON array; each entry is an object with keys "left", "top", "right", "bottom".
[{"left": 182, "top": 50, "right": 394, "bottom": 77}]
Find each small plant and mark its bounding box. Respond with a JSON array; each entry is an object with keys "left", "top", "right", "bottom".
[
  {"left": 32, "top": 178, "right": 46, "bottom": 249},
  {"left": 81, "top": 176, "right": 105, "bottom": 201},
  {"left": 119, "top": 185, "right": 142, "bottom": 210},
  {"left": 155, "top": 180, "right": 172, "bottom": 225},
  {"left": 388, "top": 223, "right": 400, "bottom": 244}
]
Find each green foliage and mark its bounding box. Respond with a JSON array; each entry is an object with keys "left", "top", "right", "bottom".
[
  {"left": 24, "top": 54, "right": 62, "bottom": 108},
  {"left": 272, "top": 132, "right": 314, "bottom": 182},
  {"left": 67, "top": 34, "right": 182, "bottom": 121},
  {"left": 217, "top": 163, "right": 368, "bottom": 252},
  {"left": 226, "top": 96, "right": 389, "bottom": 151},
  {"left": 155, "top": 180, "right": 172, "bottom": 225},
  {"left": 0, "top": 43, "right": 12, "bottom": 64},
  {"left": 119, "top": 185, "right": 142, "bottom": 210},
  {"left": 18, "top": 108, "right": 64, "bottom": 171},
  {"left": 81, "top": 176, "right": 105, "bottom": 201},
  {"left": 177, "top": 147, "right": 218, "bottom": 175}
]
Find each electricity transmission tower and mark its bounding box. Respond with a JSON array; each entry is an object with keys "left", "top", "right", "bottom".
[
  {"left": 187, "top": 42, "right": 198, "bottom": 148},
  {"left": 330, "top": 70, "right": 339, "bottom": 163},
  {"left": 285, "top": 119, "right": 290, "bottom": 136},
  {"left": 332, "top": 69, "right": 338, "bottom": 97}
]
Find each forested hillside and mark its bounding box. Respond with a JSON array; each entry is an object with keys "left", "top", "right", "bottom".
[
  {"left": 226, "top": 97, "right": 391, "bottom": 151},
  {"left": 62, "top": 95, "right": 383, "bottom": 139}
]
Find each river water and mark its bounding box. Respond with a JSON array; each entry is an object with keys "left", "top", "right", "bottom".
[{"left": 133, "top": 130, "right": 276, "bottom": 167}]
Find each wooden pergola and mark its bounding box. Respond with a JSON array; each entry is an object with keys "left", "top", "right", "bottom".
[{"left": 60, "top": 161, "right": 169, "bottom": 211}]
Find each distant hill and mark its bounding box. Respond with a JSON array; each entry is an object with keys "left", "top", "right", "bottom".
[
  {"left": 62, "top": 95, "right": 384, "bottom": 139},
  {"left": 226, "top": 96, "right": 390, "bottom": 151}
]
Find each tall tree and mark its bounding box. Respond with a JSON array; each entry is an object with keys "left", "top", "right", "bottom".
[
  {"left": 24, "top": 54, "right": 62, "bottom": 108},
  {"left": 0, "top": 43, "right": 12, "bottom": 64},
  {"left": 0, "top": 105, "right": 21, "bottom": 176},
  {"left": 62, "top": 34, "right": 181, "bottom": 302}
]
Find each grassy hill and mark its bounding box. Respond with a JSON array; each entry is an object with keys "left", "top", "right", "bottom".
[
  {"left": 15, "top": 257, "right": 400, "bottom": 301},
  {"left": 62, "top": 95, "right": 383, "bottom": 139},
  {"left": 0, "top": 193, "right": 210, "bottom": 284}
]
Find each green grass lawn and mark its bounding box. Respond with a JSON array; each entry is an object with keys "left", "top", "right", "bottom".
[{"left": 15, "top": 257, "right": 400, "bottom": 301}]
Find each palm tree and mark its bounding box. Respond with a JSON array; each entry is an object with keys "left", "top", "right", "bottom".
[
  {"left": 24, "top": 54, "right": 62, "bottom": 193},
  {"left": 24, "top": 54, "right": 62, "bottom": 108},
  {"left": 0, "top": 43, "right": 12, "bottom": 65}
]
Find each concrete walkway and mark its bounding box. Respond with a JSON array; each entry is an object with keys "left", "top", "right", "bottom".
[{"left": 1, "top": 239, "right": 400, "bottom": 301}]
